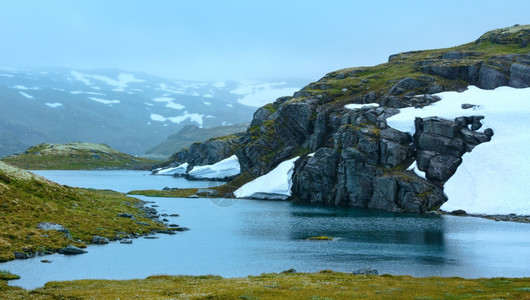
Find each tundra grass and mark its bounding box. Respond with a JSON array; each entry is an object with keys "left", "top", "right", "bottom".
[
  {"left": 0, "top": 161, "right": 165, "bottom": 262},
  {"left": 1, "top": 271, "right": 529, "bottom": 299},
  {"left": 1, "top": 142, "right": 158, "bottom": 170}
]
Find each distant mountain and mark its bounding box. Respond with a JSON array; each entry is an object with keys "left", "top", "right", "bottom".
[
  {"left": 0, "top": 68, "right": 307, "bottom": 157},
  {"left": 1, "top": 142, "right": 158, "bottom": 170},
  {"left": 144, "top": 122, "right": 250, "bottom": 160}
]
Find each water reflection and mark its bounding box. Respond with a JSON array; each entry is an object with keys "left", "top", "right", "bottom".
[{"left": 3, "top": 171, "right": 530, "bottom": 290}]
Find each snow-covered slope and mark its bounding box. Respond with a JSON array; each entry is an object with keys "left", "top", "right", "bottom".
[
  {"left": 153, "top": 162, "right": 189, "bottom": 176},
  {"left": 234, "top": 156, "right": 299, "bottom": 200},
  {"left": 0, "top": 68, "right": 306, "bottom": 157},
  {"left": 387, "top": 86, "right": 530, "bottom": 215},
  {"left": 187, "top": 155, "right": 240, "bottom": 180}
]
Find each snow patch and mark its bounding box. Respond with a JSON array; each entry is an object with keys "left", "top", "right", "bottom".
[
  {"left": 155, "top": 163, "right": 189, "bottom": 176},
  {"left": 203, "top": 94, "right": 213, "bottom": 98},
  {"left": 45, "top": 102, "right": 64, "bottom": 108},
  {"left": 150, "top": 113, "right": 204, "bottom": 125},
  {"left": 344, "top": 103, "right": 379, "bottom": 110},
  {"left": 70, "top": 71, "right": 144, "bottom": 91},
  {"left": 71, "top": 91, "right": 106, "bottom": 95},
  {"left": 234, "top": 156, "right": 299, "bottom": 200},
  {"left": 407, "top": 161, "right": 426, "bottom": 179},
  {"left": 203, "top": 101, "right": 211, "bottom": 105},
  {"left": 88, "top": 97, "right": 120, "bottom": 105},
  {"left": 387, "top": 86, "right": 530, "bottom": 215},
  {"left": 19, "top": 92, "right": 34, "bottom": 99},
  {"left": 165, "top": 102, "right": 185, "bottom": 110},
  {"left": 231, "top": 81, "right": 299, "bottom": 107},
  {"left": 12, "top": 85, "right": 28, "bottom": 90},
  {"left": 188, "top": 155, "right": 240, "bottom": 180},
  {"left": 0, "top": 74, "right": 14, "bottom": 77}
]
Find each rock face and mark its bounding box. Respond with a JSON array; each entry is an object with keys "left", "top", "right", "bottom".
[
  {"left": 153, "top": 134, "right": 243, "bottom": 173},
  {"left": 234, "top": 25, "right": 529, "bottom": 213}
]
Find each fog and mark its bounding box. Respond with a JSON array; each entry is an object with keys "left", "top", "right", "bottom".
[{"left": 1, "top": 0, "right": 528, "bottom": 81}]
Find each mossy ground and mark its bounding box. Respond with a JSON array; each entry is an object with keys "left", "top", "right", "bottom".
[
  {"left": 0, "top": 161, "right": 165, "bottom": 262},
  {"left": 1, "top": 272, "right": 529, "bottom": 299},
  {"left": 1, "top": 142, "right": 158, "bottom": 170}
]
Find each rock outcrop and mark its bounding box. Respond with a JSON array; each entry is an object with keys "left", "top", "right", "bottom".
[
  {"left": 153, "top": 133, "right": 244, "bottom": 173},
  {"left": 233, "top": 25, "right": 530, "bottom": 213}
]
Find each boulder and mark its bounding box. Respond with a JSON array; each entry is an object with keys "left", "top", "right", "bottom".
[
  {"left": 91, "top": 235, "right": 110, "bottom": 245},
  {"left": 58, "top": 245, "right": 87, "bottom": 255}
]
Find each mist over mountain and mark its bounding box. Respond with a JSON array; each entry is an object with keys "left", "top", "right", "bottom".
[{"left": 0, "top": 68, "right": 307, "bottom": 157}]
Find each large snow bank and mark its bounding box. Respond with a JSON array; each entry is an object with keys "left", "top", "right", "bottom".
[
  {"left": 187, "top": 155, "right": 240, "bottom": 180},
  {"left": 234, "top": 156, "right": 299, "bottom": 200},
  {"left": 154, "top": 163, "right": 188, "bottom": 176},
  {"left": 387, "top": 86, "right": 530, "bottom": 215}
]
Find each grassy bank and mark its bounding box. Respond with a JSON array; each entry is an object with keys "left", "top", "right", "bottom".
[
  {"left": 1, "top": 271, "right": 530, "bottom": 299},
  {"left": 0, "top": 161, "right": 165, "bottom": 262}
]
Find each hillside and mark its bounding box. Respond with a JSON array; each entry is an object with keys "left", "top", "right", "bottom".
[
  {"left": 0, "top": 69, "right": 305, "bottom": 157},
  {"left": 226, "top": 25, "right": 530, "bottom": 214},
  {"left": 144, "top": 122, "right": 249, "bottom": 160},
  {"left": 0, "top": 161, "right": 165, "bottom": 262},
  {"left": 1, "top": 142, "right": 158, "bottom": 170}
]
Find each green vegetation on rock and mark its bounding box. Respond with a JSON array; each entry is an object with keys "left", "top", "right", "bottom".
[
  {"left": 1, "top": 142, "right": 158, "bottom": 170},
  {"left": 1, "top": 271, "right": 530, "bottom": 299},
  {"left": 0, "top": 161, "right": 165, "bottom": 262}
]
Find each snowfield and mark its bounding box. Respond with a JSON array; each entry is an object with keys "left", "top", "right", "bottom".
[
  {"left": 387, "top": 86, "right": 530, "bottom": 215},
  {"left": 234, "top": 156, "right": 299, "bottom": 200},
  {"left": 154, "top": 162, "right": 188, "bottom": 176},
  {"left": 187, "top": 155, "right": 240, "bottom": 180}
]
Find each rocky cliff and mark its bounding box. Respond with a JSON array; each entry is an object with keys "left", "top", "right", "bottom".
[{"left": 234, "top": 25, "right": 530, "bottom": 212}]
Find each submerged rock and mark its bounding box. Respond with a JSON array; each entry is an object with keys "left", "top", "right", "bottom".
[{"left": 58, "top": 245, "right": 87, "bottom": 255}]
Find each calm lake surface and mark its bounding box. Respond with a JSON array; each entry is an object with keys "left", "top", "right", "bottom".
[{"left": 4, "top": 170, "right": 530, "bottom": 289}]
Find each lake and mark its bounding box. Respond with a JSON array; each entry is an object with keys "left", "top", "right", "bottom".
[{"left": 4, "top": 170, "right": 530, "bottom": 290}]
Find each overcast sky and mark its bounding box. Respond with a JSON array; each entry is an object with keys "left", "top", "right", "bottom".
[{"left": 1, "top": 0, "right": 528, "bottom": 81}]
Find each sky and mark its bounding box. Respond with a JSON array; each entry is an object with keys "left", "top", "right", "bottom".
[{"left": 0, "top": 0, "right": 529, "bottom": 82}]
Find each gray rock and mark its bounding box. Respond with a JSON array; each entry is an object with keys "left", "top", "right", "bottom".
[
  {"left": 117, "top": 213, "right": 134, "bottom": 218},
  {"left": 509, "top": 63, "right": 530, "bottom": 88},
  {"left": 120, "top": 239, "right": 133, "bottom": 244},
  {"left": 352, "top": 268, "right": 379, "bottom": 275},
  {"left": 14, "top": 251, "right": 30, "bottom": 259},
  {"left": 478, "top": 65, "right": 508, "bottom": 89},
  {"left": 36, "top": 222, "right": 71, "bottom": 239},
  {"left": 58, "top": 245, "right": 87, "bottom": 255},
  {"left": 91, "top": 235, "right": 109, "bottom": 245}
]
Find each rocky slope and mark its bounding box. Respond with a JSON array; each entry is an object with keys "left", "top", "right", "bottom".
[
  {"left": 144, "top": 122, "right": 249, "bottom": 160},
  {"left": 1, "top": 142, "right": 157, "bottom": 170},
  {"left": 232, "top": 25, "right": 530, "bottom": 213}
]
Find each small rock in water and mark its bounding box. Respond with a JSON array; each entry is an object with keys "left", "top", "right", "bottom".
[
  {"left": 169, "top": 214, "right": 180, "bottom": 217},
  {"left": 169, "top": 224, "right": 179, "bottom": 227},
  {"left": 174, "top": 227, "right": 190, "bottom": 231},
  {"left": 58, "top": 245, "right": 87, "bottom": 255},
  {"left": 144, "top": 236, "right": 159, "bottom": 239},
  {"left": 352, "top": 268, "right": 378, "bottom": 275},
  {"left": 120, "top": 239, "right": 133, "bottom": 244},
  {"left": 41, "top": 259, "right": 52, "bottom": 263}
]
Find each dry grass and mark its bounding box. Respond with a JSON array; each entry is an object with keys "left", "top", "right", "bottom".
[{"left": 1, "top": 271, "right": 530, "bottom": 299}]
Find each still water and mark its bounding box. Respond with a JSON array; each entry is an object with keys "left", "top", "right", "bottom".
[{"left": 4, "top": 171, "right": 530, "bottom": 289}]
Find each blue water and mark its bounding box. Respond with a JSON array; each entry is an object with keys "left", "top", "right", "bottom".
[{"left": 4, "top": 171, "right": 530, "bottom": 290}]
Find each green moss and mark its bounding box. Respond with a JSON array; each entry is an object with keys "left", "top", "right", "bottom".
[{"left": 0, "top": 270, "right": 20, "bottom": 281}]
